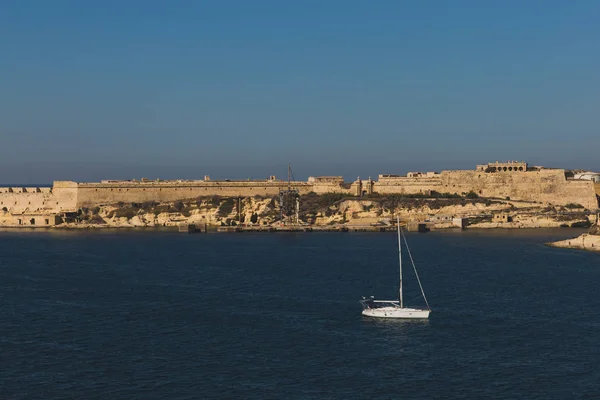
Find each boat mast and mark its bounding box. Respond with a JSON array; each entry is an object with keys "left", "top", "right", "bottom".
[{"left": 397, "top": 216, "right": 403, "bottom": 308}]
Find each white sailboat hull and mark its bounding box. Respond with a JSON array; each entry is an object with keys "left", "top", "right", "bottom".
[{"left": 362, "top": 306, "right": 430, "bottom": 319}]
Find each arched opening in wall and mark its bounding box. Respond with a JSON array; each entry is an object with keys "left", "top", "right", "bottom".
[
  {"left": 503, "top": 167, "right": 508, "bottom": 171},
  {"left": 508, "top": 167, "right": 513, "bottom": 171},
  {"left": 30, "top": 218, "right": 35, "bottom": 225},
  {"left": 479, "top": 190, "right": 482, "bottom": 194},
  {"left": 518, "top": 167, "right": 523, "bottom": 171}
]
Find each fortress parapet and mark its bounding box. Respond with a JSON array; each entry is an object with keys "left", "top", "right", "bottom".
[
  {"left": 379, "top": 172, "right": 440, "bottom": 181},
  {"left": 308, "top": 176, "right": 344, "bottom": 184},
  {"left": 406, "top": 172, "right": 440, "bottom": 178},
  {"left": 476, "top": 161, "right": 528, "bottom": 173}
]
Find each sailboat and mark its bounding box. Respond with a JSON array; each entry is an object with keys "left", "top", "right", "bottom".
[{"left": 360, "top": 217, "right": 431, "bottom": 319}]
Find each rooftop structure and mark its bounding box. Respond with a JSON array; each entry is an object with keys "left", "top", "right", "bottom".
[{"left": 476, "top": 161, "right": 528, "bottom": 173}]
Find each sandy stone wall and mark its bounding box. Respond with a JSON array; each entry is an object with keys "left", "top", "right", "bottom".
[
  {"left": 52, "top": 181, "right": 79, "bottom": 212},
  {"left": 437, "top": 169, "right": 598, "bottom": 209},
  {"left": 373, "top": 177, "right": 442, "bottom": 195},
  {"left": 75, "top": 180, "right": 316, "bottom": 207},
  {"left": 0, "top": 187, "right": 56, "bottom": 213},
  {"left": 311, "top": 183, "right": 350, "bottom": 194},
  {"left": 0, "top": 211, "right": 61, "bottom": 227}
]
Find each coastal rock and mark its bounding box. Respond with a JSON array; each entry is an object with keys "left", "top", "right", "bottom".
[{"left": 548, "top": 234, "right": 600, "bottom": 253}]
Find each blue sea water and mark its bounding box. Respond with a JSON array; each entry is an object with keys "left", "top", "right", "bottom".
[{"left": 1, "top": 228, "right": 599, "bottom": 399}]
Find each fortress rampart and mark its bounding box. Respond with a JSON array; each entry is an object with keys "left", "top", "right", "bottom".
[
  {"left": 439, "top": 169, "right": 598, "bottom": 210},
  {"left": 75, "top": 180, "right": 316, "bottom": 207},
  {"left": 373, "top": 177, "right": 442, "bottom": 195},
  {"left": 0, "top": 187, "right": 56, "bottom": 213},
  {"left": 1, "top": 163, "right": 598, "bottom": 220}
]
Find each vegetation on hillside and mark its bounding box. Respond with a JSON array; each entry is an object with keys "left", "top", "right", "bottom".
[{"left": 67, "top": 190, "right": 591, "bottom": 228}]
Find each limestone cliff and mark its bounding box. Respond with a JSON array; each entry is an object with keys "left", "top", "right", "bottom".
[{"left": 53, "top": 193, "right": 593, "bottom": 230}]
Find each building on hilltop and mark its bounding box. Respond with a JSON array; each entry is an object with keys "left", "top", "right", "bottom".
[
  {"left": 476, "top": 161, "right": 528, "bottom": 173},
  {"left": 407, "top": 172, "right": 440, "bottom": 178},
  {"left": 350, "top": 177, "right": 374, "bottom": 197},
  {"left": 573, "top": 172, "right": 600, "bottom": 183}
]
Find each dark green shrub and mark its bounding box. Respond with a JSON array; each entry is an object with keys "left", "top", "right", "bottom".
[
  {"left": 217, "top": 198, "right": 235, "bottom": 217},
  {"left": 115, "top": 209, "right": 137, "bottom": 219},
  {"left": 90, "top": 215, "right": 105, "bottom": 224},
  {"left": 565, "top": 203, "right": 584, "bottom": 209},
  {"left": 173, "top": 201, "right": 184, "bottom": 211}
]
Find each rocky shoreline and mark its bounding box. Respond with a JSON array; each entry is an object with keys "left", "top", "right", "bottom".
[{"left": 547, "top": 233, "right": 600, "bottom": 253}]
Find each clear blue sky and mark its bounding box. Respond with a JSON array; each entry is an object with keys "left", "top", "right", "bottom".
[{"left": 1, "top": 0, "right": 598, "bottom": 183}]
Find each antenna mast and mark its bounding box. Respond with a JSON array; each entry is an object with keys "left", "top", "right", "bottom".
[{"left": 279, "top": 163, "right": 300, "bottom": 225}]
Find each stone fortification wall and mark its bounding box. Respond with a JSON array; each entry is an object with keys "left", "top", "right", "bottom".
[
  {"left": 2, "top": 166, "right": 597, "bottom": 217},
  {"left": 0, "top": 211, "right": 61, "bottom": 227},
  {"left": 373, "top": 177, "right": 442, "bottom": 195},
  {"left": 75, "top": 180, "right": 318, "bottom": 207},
  {"left": 439, "top": 169, "right": 598, "bottom": 209},
  {"left": 0, "top": 187, "right": 57, "bottom": 213},
  {"left": 52, "top": 181, "right": 79, "bottom": 212},
  {"left": 311, "top": 183, "right": 351, "bottom": 194}
]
